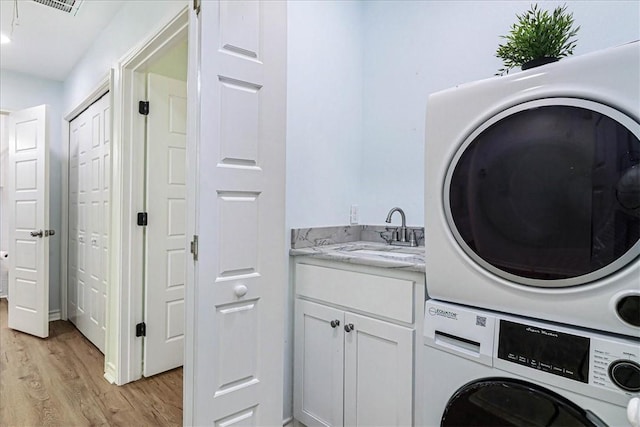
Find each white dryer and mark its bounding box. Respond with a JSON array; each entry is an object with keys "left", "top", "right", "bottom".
[
  {"left": 424, "top": 41, "right": 640, "bottom": 337},
  {"left": 423, "top": 300, "right": 640, "bottom": 426}
]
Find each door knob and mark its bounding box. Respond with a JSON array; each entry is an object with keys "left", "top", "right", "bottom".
[
  {"left": 344, "top": 323, "right": 354, "bottom": 332},
  {"left": 30, "top": 230, "right": 43, "bottom": 238},
  {"left": 234, "top": 284, "right": 248, "bottom": 298},
  {"left": 330, "top": 319, "right": 341, "bottom": 328}
]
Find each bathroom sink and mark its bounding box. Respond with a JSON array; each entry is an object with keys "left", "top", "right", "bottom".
[{"left": 350, "top": 249, "right": 417, "bottom": 259}]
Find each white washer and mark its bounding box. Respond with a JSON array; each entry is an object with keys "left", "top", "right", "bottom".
[
  {"left": 423, "top": 300, "right": 640, "bottom": 427},
  {"left": 424, "top": 41, "right": 640, "bottom": 337}
]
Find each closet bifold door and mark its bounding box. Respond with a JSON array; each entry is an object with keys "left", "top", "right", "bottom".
[{"left": 67, "top": 94, "right": 110, "bottom": 353}]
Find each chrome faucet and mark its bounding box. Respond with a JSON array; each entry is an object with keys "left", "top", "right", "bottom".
[{"left": 385, "top": 207, "right": 416, "bottom": 246}]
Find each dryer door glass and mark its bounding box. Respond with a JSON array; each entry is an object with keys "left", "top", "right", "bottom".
[
  {"left": 447, "top": 100, "right": 640, "bottom": 287},
  {"left": 441, "top": 378, "right": 606, "bottom": 427}
]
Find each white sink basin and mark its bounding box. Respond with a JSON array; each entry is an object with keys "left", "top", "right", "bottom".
[{"left": 350, "top": 249, "right": 416, "bottom": 259}]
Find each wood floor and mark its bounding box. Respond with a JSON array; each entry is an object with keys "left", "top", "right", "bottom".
[{"left": 0, "top": 299, "right": 183, "bottom": 426}]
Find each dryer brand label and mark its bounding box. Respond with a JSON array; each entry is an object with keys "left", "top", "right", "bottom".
[{"left": 428, "top": 307, "right": 458, "bottom": 320}]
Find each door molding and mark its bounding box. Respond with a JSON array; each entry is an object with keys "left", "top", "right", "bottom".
[
  {"left": 61, "top": 74, "right": 111, "bottom": 325},
  {"left": 108, "top": 6, "right": 188, "bottom": 385}
]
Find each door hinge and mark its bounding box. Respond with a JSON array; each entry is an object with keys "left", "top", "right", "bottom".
[
  {"left": 193, "top": 0, "right": 201, "bottom": 15},
  {"left": 138, "top": 101, "right": 150, "bottom": 116},
  {"left": 137, "top": 212, "right": 148, "bottom": 226},
  {"left": 190, "top": 235, "right": 199, "bottom": 261},
  {"left": 136, "top": 322, "right": 146, "bottom": 337}
]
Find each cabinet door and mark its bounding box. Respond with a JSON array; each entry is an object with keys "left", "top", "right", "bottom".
[
  {"left": 344, "top": 312, "right": 414, "bottom": 427},
  {"left": 294, "top": 300, "right": 344, "bottom": 427}
]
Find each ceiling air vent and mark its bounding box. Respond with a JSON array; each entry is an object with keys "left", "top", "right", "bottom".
[{"left": 32, "top": 0, "right": 83, "bottom": 15}]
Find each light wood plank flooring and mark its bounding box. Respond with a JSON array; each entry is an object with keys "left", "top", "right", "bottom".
[{"left": 0, "top": 299, "right": 183, "bottom": 426}]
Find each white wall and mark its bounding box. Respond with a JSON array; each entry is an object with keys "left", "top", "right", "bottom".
[
  {"left": 0, "top": 69, "right": 64, "bottom": 313},
  {"left": 359, "top": 0, "right": 640, "bottom": 225},
  {"left": 63, "top": 1, "right": 186, "bottom": 113},
  {"left": 286, "top": 1, "right": 364, "bottom": 229}
]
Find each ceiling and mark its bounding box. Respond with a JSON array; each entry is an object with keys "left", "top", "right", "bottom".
[{"left": 0, "top": 0, "right": 126, "bottom": 81}]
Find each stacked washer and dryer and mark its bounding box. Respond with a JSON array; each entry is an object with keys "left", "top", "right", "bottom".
[{"left": 423, "top": 41, "right": 640, "bottom": 426}]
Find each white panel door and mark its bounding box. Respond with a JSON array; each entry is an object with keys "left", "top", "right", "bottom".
[
  {"left": 144, "top": 73, "right": 187, "bottom": 377},
  {"left": 343, "top": 313, "right": 414, "bottom": 427},
  {"left": 68, "top": 95, "right": 110, "bottom": 352},
  {"left": 7, "top": 105, "right": 50, "bottom": 338},
  {"left": 187, "top": 1, "right": 287, "bottom": 425}
]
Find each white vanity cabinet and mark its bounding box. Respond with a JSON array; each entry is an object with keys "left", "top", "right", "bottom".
[{"left": 293, "top": 258, "right": 425, "bottom": 427}]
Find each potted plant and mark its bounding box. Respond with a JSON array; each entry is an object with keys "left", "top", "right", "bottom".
[{"left": 496, "top": 3, "right": 580, "bottom": 75}]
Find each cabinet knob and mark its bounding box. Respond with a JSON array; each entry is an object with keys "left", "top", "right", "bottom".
[
  {"left": 344, "top": 323, "right": 354, "bottom": 332},
  {"left": 330, "top": 319, "right": 340, "bottom": 328}
]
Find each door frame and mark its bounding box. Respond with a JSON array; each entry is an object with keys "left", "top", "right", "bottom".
[
  {"left": 108, "top": 6, "right": 189, "bottom": 385},
  {"left": 61, "top": 6, "right": 189, "bottom": 385}
]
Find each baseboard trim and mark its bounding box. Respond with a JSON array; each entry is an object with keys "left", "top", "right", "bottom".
[{"left": 104, "top": 362, "right": 117, "bottom": 384}]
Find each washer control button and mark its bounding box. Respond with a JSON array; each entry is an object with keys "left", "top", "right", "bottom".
[{"left": 609, "top": 360, "right": 640, "bottom": 392}]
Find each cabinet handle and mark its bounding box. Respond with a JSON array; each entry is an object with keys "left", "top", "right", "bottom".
[
  {"left": 30, "top": 230, "right": 43, "bottom": 238},
  {"left": 344, "top": 323, "right": 354, "bottom": 332},
  {"left": 330, "top": 319, "right": 340, "bottom": 328}
]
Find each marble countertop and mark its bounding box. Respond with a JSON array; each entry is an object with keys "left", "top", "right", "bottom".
[{"left": 290, "top": 241, "right": 425, "bottom": 273}]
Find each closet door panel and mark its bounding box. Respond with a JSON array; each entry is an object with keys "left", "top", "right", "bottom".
[{"left": 67, "top": 94, "right": 109, "bottom": 352}]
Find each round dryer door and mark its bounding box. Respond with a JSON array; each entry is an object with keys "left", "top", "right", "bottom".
[
  {"left": 441, "top": 378, "right": 607, "bottom": 427},
  {"left": 446, "top": 98, "right": 640, "bottom": 287}
]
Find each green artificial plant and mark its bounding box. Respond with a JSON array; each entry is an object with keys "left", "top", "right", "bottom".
[{"left": 496, "top": 3, "right": 580, "bottom": 75}]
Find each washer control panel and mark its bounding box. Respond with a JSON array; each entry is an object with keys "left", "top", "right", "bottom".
[
  {"left": 592, "top": 339, "right": 640, "bottom": 394},
  {"left": 498, "top": 320, "right": 590, "bottom": 383},
  {"left": 497, "top": 318, "right": 640, "bottom": 394}
]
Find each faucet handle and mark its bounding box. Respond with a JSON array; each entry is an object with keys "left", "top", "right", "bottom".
[
  {"left": 391, "top": 228, "right": 399, "bottom": 242},
  {"left": 409, "top": 229, "right": 417, "bottom": 247}
]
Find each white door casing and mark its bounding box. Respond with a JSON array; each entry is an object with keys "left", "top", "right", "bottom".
[
  {"left": 7, "top": 105, "right": 50, "bottom": 338},
  {"left": 187, "top": 1, "right": 287, "bottom": 425},
  {"left": 144, "top": 73, "right": 187, "bottom": 377},
  {"left": 68, "top": 95, "right": 110, "bottom": 352}
]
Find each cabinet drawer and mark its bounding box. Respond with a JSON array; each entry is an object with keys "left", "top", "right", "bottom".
[{"left": 296, "top": 263, "right": 414, "bottom": 323}]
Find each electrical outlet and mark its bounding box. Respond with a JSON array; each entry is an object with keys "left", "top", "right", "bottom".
[{"left": 350, "top": 205, "right": 359, "bottom": 225}]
